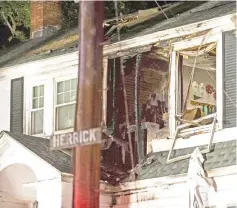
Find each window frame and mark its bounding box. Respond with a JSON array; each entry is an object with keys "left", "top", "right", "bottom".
[
  {"left": 54, "top": 75, "right": 78, "bottom": 134},
  {"left": 27, "top": 80, "right": 46, "bottom": 136},
  {"left": 169, "top": 31, "right": 224, "bottom": 137}
]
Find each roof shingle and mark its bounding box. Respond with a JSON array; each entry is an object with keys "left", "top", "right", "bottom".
[
  {"left": 124, "top": 139, "right": 236, "bottom": 182},
  {"left": 4, "top": 131, "right": 72, "bottom": 174}
]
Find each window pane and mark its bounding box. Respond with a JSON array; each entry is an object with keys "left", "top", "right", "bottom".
[
  {"left": 71, "top": 91, "right": 77, "bottom": 102},
  {"left": 57, "top": 81, "right": 64, "bottom": 93},
  {"left": 56, "top": 104, "right": 75, "bottom": 131},
  {"left": 31, "top": 110, "right": 43, "bottom": 134},
  {"left": 39, "top": 97, "right": 44, "bottom": 108},
  {"left": 40, "top": 85, "right": 44, "bottom": 96},
  {"left": 33, "top": 86, "right": 39, "bottom": 98},
  {"left": 57, "top": 94, "right": 63, "bottom": 105},
  {"left": 64, "top": 92, "right": 70, "bottom": 103},
  {"left": 32, "top": 98, "right": 38, "bottom": 109},
  {"left": 65, "top": 80, "right": 70, "bottom": 91},
  {"left": 71, "top": 78, "right": 77, "bottom": 90}
]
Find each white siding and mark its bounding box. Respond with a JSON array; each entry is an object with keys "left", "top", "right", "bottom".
[
  {"left": 113, "top": 174, "right": 237, "bottom": 208},
  {"left": 0, "top": 78, "right": 11, "bottom": 132},
  {"left": 62, "top": 181, "right": 112, "bottom": 208}
]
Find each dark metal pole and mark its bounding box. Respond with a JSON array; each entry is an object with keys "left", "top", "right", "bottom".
[{"left": 73, "top": 1, "right": 104, "bottom": 208}]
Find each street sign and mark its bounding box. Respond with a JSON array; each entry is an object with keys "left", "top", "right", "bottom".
[{"left": 49, "top": 127, "right": 101, "bottom": 150}]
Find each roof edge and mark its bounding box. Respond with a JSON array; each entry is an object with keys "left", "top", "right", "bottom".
[
  {"left": 108, "top": 165, "right": 237, "bottom": 193},
  {"left": 1, "top": 131, "right": 65, "bottom": 175}
]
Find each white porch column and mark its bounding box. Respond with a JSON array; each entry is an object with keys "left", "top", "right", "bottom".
[{"left": 36, "top": 178, "right": 62, "bottom": 208}]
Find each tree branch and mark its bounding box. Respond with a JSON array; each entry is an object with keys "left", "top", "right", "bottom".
[
  {"left": 0, "top": 11, "right": 14, "bottom": 35},
  {"left": 8, "top": 13, "right": 16, "bottom": 32}
]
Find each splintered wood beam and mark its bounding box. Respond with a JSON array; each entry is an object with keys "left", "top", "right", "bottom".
[
  {"left": 107, "top": 45, "right": 152, "bottom": 59},
  {"left": 127, "top": 122, "right": 160, "bottom": 133},
  {"left": 144, "top": 53, "right": 169, "bottom": 62},
  {"left": 135, "top": 53, "right": 144, "bottom": 162},
  {"left": 101, "top": 132, "right": 129, "bottom": 152}
]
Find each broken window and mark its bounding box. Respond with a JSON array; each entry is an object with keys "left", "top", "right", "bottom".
[{"left": 176, "top": 44, "right": 217, "bottom": 132}]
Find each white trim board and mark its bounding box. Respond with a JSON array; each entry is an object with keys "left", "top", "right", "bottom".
[{"left": 152, "top": 127, "right": 237, "bottom": 152}]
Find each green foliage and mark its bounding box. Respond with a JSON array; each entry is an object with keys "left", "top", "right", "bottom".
[
  {"left": 0, "top": 1, "right": 30, "bottom": 41},
  {"left": 61, "top": 1, "right": 79, "bottom": 29},
  {"left": 0, "top": 1, "right": 155, "bottom": 46},
  {"left": 61, "top": 1, "right": 151, "bottom": 28},
  {"left": 105, "top": 1, "right": 149, "bottom": 19}
]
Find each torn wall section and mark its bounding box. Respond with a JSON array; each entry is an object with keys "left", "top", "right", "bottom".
[{"left": 105, "top": 48, "right": 170, "bottom": 167}]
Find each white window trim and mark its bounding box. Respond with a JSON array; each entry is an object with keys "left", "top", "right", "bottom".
[
  {"left": 169, "top": 31, "right": 223, "bottom": 138},
  {"left": 169, "top": 50, "right": 178, "bottom": 138},
  {"left": 53, "top": 74, "right": 77, "bottom": 135},
  {"left": 27, "top": 79, "right": 46, "bottom": 137}
]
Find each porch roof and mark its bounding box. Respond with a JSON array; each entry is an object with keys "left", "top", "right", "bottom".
[
  {"left": 2, "top": 131, "right": 129, "bottom": 184},
  {"left": 3, "top": 131, "right": 72, "bottom": 174},
  {"left": 123, "top": 139, "right": 236, "bottom": 182}
]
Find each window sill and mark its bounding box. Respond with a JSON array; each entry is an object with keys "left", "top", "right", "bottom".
[
  {"left": 54, "top": 128, "right": 74, "bottom": 135},
  {"left": 31, "top": 133, "right": 45, "bottom": 138},
  {"left": 152, "top": 126, "right": 237, "bottom": 152}
]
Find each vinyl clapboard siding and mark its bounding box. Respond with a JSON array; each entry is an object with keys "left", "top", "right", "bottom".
[
  {"left": 223, "top": 30, "right": 236, "bottom": 128},
  {"left": 10, "top": 77, "right": 24, "bottom": 133}
]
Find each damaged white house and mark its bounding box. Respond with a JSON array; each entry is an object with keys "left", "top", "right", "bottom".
[{"left": 0, "top": 1, "right": 236, "bottom": 208}]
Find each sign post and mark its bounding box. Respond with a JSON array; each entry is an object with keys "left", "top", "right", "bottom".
[
  {"left": 49, "top": 2, "right": 103, "bottom": 207},
  {"left": 74, "top": 1, "right": 103, "bottom": 208}
]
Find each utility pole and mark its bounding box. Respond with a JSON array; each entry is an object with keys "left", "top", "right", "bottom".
[{"left": 73, "top": 1, "right": 104, "bottom": 208}]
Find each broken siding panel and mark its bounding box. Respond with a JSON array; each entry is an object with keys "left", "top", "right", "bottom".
[
  {"left": 223, "top": 30, "right": 236, "bottom": 128},
  {"left": 113, "top": 174, "right": 236, "bottom": 207},
  {"left": 10, "top": 77, "right": 24, "bottom": 133}
]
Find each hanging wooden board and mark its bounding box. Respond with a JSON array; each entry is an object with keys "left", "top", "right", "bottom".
[{"left": 49, "top": 127, "right": 102, "bottom": 150}]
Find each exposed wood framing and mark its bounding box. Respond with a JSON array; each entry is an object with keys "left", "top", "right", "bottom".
[
  {"left": 126, "top": 122, "right": 160, "bottom": 133},
  {"left": 107, "top": 45, "right": 152, "bottom": 59},
  {"left": 120, "top": 56, "right": 135, "bottom": 170},
  {"left": 101, "top": 131, "right": 129, "bottom": 152},
  {"left": 102, "top": 58, "right": 108, "bottom": 126},
  {"left": 172, "top": 24, "right": 235, "bottom": 51},
  {"left": 103, "top": 14, "right": 235, "bottom": 56},
  {"left": 135, "top": 53, "right": 144, "bottom": 162}
]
